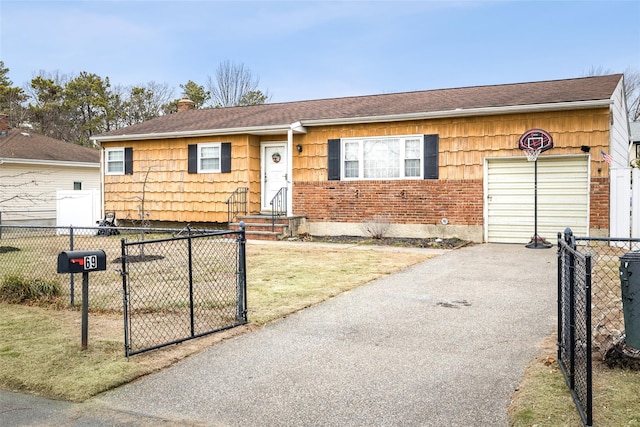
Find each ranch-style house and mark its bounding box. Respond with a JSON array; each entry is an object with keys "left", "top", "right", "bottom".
[{"left": 92, "top": 74, "right": 631, "bottom": 244}]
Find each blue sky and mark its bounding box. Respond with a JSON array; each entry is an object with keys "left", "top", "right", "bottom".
[{"left": 1, "top": 0, "right": 639, "bottom": 104}]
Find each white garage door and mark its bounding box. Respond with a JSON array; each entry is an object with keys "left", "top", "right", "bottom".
[{"left": 486, "top": 156, "right": 589, "bottom": 243}]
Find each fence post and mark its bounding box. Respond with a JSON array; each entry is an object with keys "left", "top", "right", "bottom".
[
  {"left": 557, "top": 232, "right": 563, "bottom": 363},
  {"left": 188, "top": 233, "right": 195, "bottom": 337},
  {"left": 121, "top": 238, "right": 130, "bottom": 358},
  {"left": 237, "top": 221, "right": 247, "bottom": 322},
  {"left": 585, "top": 253, "right": 593, "bottom": 426},
  {"left": 69, "top": 226, "right": 75, "bottom": 306},
  {"left": 565, "top": 228, "right": 577, "bottom": 390}
]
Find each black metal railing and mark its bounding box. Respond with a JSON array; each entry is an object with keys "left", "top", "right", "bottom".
[
  {"left": 269, "top": 187, "right": 287, "bottom": 232},
  {"left": 558, "top": 229, "right": 593, "bottom": 427},
  {"left": 226, "top": 187, "right": 248, "bottom": 226}
]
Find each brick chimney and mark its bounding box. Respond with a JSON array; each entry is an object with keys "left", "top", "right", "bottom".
[
  {"left": 0, "top": 114, "right": 9, "bottom": 136},
  {"left": 177, "top": 97, "right": 196, "bottom": 112}
]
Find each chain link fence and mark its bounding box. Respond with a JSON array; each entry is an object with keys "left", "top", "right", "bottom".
[
  {"left": 122, "top": 230, "right": 246, "bottom": 355},
  {"left": 0, "top": 224, "right": 214, "bottom": 312},
  {"left": 558, "top": 230, "right": 640, "bottom": 427},
  {"left": 575, "top": 236, "right": 638, "bottom": 357},
  {"left": 558, "top": 231, "right": 593, "bottom": 426}
]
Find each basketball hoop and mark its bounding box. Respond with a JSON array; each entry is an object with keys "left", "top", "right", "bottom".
[
  {"left": 517, "top": 129, "right": 554, "bottom": 249},
  {"left": 518, "top": 128, "right": 553, "bottom": 160},
  {"left": 523, "top": 147, "right": 542, "bottom": 162}
]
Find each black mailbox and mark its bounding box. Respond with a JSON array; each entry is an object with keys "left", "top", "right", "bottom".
[{"left": 57, "top": 250, "right": 107, "bottom": 273}]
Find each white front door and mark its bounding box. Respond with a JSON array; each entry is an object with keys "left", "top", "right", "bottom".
[{"left": 261, "top": 142, "right": 288, "bottom": 211}]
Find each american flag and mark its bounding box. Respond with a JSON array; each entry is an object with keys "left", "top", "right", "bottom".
[{"left": 601, "top": 150, "right": 613, "bottom": 165}]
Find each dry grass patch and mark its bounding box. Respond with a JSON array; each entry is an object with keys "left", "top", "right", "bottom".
[
  {"left": 0, "top": 242, "right": 435, "bottom": 401},
  {"left": 509, "top": 334, "right": 640, "bottom": 426}
]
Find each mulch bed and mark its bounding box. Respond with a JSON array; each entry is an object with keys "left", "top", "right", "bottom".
[{"left": 293, "top": 235, "right": 472, "bottom": 250}]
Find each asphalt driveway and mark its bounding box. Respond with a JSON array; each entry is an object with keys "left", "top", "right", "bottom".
[{"left": 1, "top": 243, "right": 557, "bottom": 426}]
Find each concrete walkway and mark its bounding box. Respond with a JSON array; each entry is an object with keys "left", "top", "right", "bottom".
[{"left": 1, "top": 243, "right": 557, "bottom": 426}]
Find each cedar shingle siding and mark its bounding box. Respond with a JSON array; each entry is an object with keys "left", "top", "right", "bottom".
[{"left": 94, "top": 75, "right": 627, "bottom": 242}]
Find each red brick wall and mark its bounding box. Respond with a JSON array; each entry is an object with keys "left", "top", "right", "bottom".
[
  {"left": 590, "top": 177, "right": 610, "bottom": 229},
  {"left": 294, "top": 179, "right": 484, "bottom": 225}
]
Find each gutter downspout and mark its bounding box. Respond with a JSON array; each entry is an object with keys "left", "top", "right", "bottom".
[{"left": 100, "top": 146, "right": 105, "bottom": 221}]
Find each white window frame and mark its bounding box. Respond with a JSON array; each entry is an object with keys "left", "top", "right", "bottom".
[
  {"left": 340, "top": 135, "right": 424, "bottom": 180},
  {"left": 105, "top": 148, "right": 125, "bottom": 175},
  {"left": 198, "top": 143, "right": 222, "bottom": 173}
]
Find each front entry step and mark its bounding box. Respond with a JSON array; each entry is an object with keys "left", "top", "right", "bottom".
[{"left": 232, "top": 215, "right": 305, "bottom": 241}]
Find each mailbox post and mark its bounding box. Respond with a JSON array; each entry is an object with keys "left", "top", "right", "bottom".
[{"left": 57, "top": 250, "right": 107, "bottom": 350}]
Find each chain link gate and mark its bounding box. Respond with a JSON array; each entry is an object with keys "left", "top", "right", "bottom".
[
  {"left": 558, "top": 229, "right": 592, "bottom": 427},
  {"left": 120, "top": 228, "right": 247, "bottom": 356}
]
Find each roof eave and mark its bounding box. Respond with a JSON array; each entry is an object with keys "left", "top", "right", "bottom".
[
  {"left": 0, "top": 158, "right": 99, "bottom": 168},
  {"left": 300, "top": 99, "right": 614, "bottom": 127},
  {"left": 91, "top": 123, "right": 302, "bottom": 143}
]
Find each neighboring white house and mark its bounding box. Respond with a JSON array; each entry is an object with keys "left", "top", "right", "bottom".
[
  {"left": 0, "top": 115, "right": 100, "bottom": 226},
  {"left": 630, "top": 122, "right": 640, "bottom": 238}
]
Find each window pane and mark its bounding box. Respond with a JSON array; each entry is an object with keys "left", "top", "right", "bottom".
[
  {"left": 198, "top": 144, "right": 221, "bottom": 171},
  {"left": 201, "top": 158, "right": 220, "bottom": 170},
  {"left": 405, "top": 140, "right": 420, "bottom": 158},
  {"left": 201, "top": 146, "right": 220, "bottom": 158},
  {"left": 108, "top": 150, "right": 124, "bottom": 161},
  {"left": 344, "top": 142, "right": 359, "bottom": 160},
  {"left": 404, "top": 159, "right": 420, "bottom": 177},
  {"left": 345, "top": 160, "right": 359, "bottom": 178},
  {"left": 342, "top": 136, "right": 422, "bottom": 180},
  {"left": 364, "top": 139, "right": 399, "bottom": 178},
  {"left": 106, "top": 149, "right": 124, "bottom": 174}
]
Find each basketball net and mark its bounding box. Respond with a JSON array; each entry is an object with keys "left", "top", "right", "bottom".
[{"left": 523, "top": 147, "right": 542, "bottom": 162}]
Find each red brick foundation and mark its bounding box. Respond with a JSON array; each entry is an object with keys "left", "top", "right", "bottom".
[{"left": 293, "top": 180, "right": 484, "bottom": 226}]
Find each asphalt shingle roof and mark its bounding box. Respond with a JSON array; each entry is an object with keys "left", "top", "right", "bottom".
[
  {"left": 0, "top": 129, "right": 100, "bottom": 163},
  {"left": 97, "top": 74, "right": 623, "bottom": 138}
]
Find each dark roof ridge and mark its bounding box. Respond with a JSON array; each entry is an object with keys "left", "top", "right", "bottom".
[
  {"left": 180, "top": 74, "right": 625, "bottom": 112},
  {"left": 94, "top": 74, "right": 623, "bottom": 139},
  {"left": 218, "top": 73, "right": 626, "bottom": 108}
]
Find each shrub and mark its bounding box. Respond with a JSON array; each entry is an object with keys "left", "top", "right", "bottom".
[
  {"left": 0, "top": 274, "right": 61, "bottom": 304},
  {"left": 360, "top": 214, "right": 392, "bottom": 239}
]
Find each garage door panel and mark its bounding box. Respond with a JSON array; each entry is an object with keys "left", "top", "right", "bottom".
[{"left": 487, "top": 156, "right": 589, "bottom": 243}]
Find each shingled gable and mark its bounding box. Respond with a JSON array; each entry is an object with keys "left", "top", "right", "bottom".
[
  {"left": 94, "top": 74, "right": 623, "bottom": 140},
  {"left": 0, "top": 129, "right": 100, "bottom": 164}
]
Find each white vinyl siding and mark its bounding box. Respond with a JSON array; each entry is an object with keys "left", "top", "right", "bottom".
[
  {"left": 0, "top": 163, "right": 100, "bottom": 224},
  {"left": 485, "top": 156, "right": 589, "bottom": 243}
]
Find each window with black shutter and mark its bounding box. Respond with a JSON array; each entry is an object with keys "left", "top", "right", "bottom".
[
  {"left": 188, "top": 142, "right": 232, "bottom": 174},
  {"left": 328, "top": 134, "right": 438, "bottom": 180}
]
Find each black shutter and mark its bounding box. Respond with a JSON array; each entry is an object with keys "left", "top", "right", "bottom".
[
  {"left": 423, "top": 134, "right": 439, "bottom": 179},
  {"left": 221, "top": 142, "right": 231, "bottom": 173},
  {"left": 188, "top": 144, "right": 197, "bottom": 174},
  {"left": 124, "top": 147, "right": 133, "bottom": 175},
  {"left": 327, "top": 139, "right": 341, "bottom": 181}
]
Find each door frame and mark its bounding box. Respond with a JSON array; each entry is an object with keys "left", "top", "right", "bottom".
[{"left": 260, "top": 141, "right": 288, "bottom": 211}]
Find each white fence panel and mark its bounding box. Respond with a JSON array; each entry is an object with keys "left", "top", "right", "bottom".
[{"left": 56, "top": 190, "right": 100, "bottom": 234}]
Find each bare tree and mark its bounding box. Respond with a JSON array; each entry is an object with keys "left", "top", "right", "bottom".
[
  {"left": 584, "top": 66, "right": 640, "bottom": 122},
  {"left": 206, "top": 61, "right": 270, "bottom": 107},
  {"left": 624, "top": 70, "right": 640, "bottom": 122}
]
